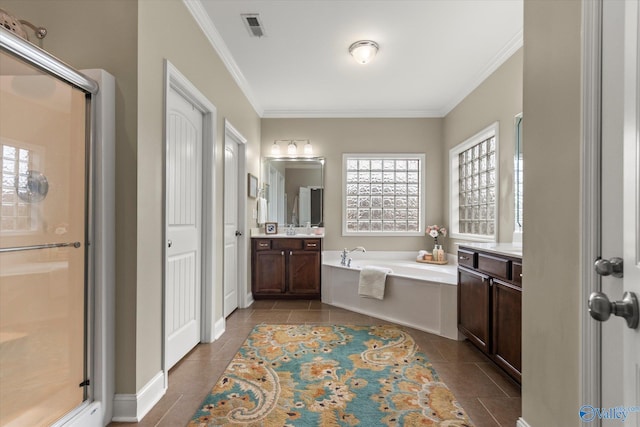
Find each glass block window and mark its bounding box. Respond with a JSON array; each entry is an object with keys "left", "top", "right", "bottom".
[
  {"left": 343, "top": 153, "right": 424, "bottom": 236},
  {"left": 449, "top": 123, "right": 498, "bottom": 241},
  {"left": 1, "top": 141, "right": 37, "bottom": 233}
]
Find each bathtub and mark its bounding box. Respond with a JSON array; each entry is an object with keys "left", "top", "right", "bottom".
[{"left": 322, "top": 251, "right": 462, "bottom": 340}]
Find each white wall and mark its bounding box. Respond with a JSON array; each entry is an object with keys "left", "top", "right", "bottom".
[
  {"left": 261, "top": 118, "right": 444, "bottom": 251},
  {"left": 136, "top": 0, "right": 261, "bottom": 389},
  {"left": 444, "top": 49, "right": 523, "bottom": 246},
  {"left": 521, "top": 1, "right": 582, "bottom": 425}
]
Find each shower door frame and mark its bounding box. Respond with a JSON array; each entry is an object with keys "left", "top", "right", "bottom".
[{"left": 0, "top": 27, "right": 113, "bottom": 427}]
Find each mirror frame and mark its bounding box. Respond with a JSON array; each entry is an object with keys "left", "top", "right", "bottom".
[
  {"left": 261, "top": 156, "right": 325, "bottom": 226},
  {"left": 514, "top": 113, "right": 523, "bottom": 233}
]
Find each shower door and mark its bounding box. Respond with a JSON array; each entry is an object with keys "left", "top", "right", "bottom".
[{"left": 0, "top": 47, "right": 90, "bottom": 426}]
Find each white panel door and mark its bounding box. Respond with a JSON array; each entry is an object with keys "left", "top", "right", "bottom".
[
  {"left": 223, "top": 136, "right": 239, "bottom": 317},
  {"left": 298, "top": 187, "right": 310, "bottom": 226},
  {"left": 619, "top": 0, "right": 640, "bottom": 420},
  {"left": 166, "top": 87, "right": 203, "bottom": 369},
  {"left": 600, "top": 1, "right": 640, "bottom": 425},
  {"left": 278, "top": 173, "right": 285, "bottom": 224},
  {"left": 268, "top": 166, "right": 278, "bottom": 222}
]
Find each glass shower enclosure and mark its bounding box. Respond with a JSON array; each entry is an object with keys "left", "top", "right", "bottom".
[{"left": 0, "top": 28, "right": 98, "bottom": 426}]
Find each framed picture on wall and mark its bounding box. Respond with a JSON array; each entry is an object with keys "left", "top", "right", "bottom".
[
  {"left": 248, "top": 173, "right": 258, "bottom": 198},
  {"left": 265, "top": 222, "right": 278, "bottom": 235}
]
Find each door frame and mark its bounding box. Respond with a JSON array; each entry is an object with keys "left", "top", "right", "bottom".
[
  {"left": 223, "top": 120, "right": 250, "bottom": 311},
  {"left": 581, "top": 0, "right": 604, "bottom": 421},
  {"left": 162, "top": 60, "right": 217, "bottom": 386}
]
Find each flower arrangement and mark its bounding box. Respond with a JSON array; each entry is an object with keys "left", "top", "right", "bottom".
[{"left": 426, "top": 224, "right": 447, "bottom": 246}]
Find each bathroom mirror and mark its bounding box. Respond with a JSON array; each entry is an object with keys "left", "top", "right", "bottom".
[
  {"left": 261, "top": 157, "right": 325, "bottom": 226},
  {"left": 514, "top": 113, "right": 523, "bottom": 235}
]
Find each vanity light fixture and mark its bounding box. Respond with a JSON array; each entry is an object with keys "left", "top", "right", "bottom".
[
  {"left": 303, "top": 140, "right": 313, "bottom": 155},
  {"left": 271, "top": 141, "right": 281, "bottom": 155},
  {"left": 349, "top": 40, "right": 379, "bottom": 65},
  {"left": 287, "top": 141, "right": 298, "bottom": 155}
]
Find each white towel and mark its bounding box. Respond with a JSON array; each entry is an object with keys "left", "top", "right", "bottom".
[
  {"left": 358, "top": 266, "right": 392, "bottom": 300},
  {"left": 257, "top": 197, "right": 267, "bottom": 224}
]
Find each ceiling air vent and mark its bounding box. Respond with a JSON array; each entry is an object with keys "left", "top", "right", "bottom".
[{"left": 241, "top": 13, "right": 265, "bottom": 38}]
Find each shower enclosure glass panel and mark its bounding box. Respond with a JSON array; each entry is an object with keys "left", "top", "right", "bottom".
[{"left": 0, "top": 49, "right": 88, "bottom": 426}]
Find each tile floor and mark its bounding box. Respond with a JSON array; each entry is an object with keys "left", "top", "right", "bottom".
[{"left": 108, "top": 300, "right": 521, "bottom": 427}]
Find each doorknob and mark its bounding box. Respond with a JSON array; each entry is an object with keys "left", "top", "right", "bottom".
[
  {"left": 594, "top": 257, "right": 623, "bottom": 278},
  {"left": 168, "top": 240, "right": 172, "bottom": 248},
  {"left": 588, "top": 291, "right": 639, "bottom": 329},
  {"left": 235, "top": 231, "right": 242, "bottom": 237}
]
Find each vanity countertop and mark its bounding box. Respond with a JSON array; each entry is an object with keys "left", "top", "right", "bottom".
[
  {"left": 250, "top": 228, "right": 325, "bottom": 239},
  {"left": 457, "top": 242, "right": 522, "bottom": 258}
]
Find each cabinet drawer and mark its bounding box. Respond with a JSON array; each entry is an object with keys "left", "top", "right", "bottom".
[
  {"left": 272, "top": 238, "right": 303, "bottom": 250},
  {"left": 458, "top": 249, "right": 476, "bottom": 268},
  {"left": 512, "top": 262, "right": 522, "bottom": 287},
  {"left": 254, "top": 239, "right": 271, "bottom": 251},
  {"left": 478, "top": 253, "right": 510, "bottom": 280},
  {"left": 303, "top": 239, "right": 321, "bottom": 250}
]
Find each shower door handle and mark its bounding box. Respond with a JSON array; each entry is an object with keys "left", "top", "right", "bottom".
[{"left": 0, "top": 241, "right": 82, "bottom": 253}]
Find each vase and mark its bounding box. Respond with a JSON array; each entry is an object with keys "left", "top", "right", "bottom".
[{"left": 433, "top": 244, "right": 445, "bottom": 262}]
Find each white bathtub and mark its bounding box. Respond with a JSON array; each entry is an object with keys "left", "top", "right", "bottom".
[{"left": 322, "top": 251, "right": 462, "bottom": 340}]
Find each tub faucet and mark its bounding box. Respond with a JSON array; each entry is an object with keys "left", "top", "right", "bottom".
[{"left": 340, "top": 246, "right": 366, "bottom": 266}]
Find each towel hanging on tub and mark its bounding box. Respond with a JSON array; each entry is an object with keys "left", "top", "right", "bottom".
[{"left": 358, "top": 266, "right": 392, "bottom": 300}]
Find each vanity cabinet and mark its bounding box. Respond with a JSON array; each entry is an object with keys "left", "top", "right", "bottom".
[
  {"left": 458, "top": 268, "right": 491, "bottom": 353},
  {"left": 252, "top": 238, "right": 321, "bottom": 298},
  {"left": 458, "top": 246, "right": 522, "bottom": 383}
]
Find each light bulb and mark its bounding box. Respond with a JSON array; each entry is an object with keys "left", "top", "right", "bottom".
[
  {"left": 287, "top": 141, "right": 297, "bottom": 155},
  {"left": 271, "top": 141, "right": 280, "bottom": 155},
  {"left": 303, "top": 141, "right": 313, "bottom": 154}
]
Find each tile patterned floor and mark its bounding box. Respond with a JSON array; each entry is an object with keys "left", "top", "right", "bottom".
[{"left": 108, "top": 300, "right": 521, "bottom": 427}]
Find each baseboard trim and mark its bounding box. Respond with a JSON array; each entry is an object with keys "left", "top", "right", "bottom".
[
  {"left": 111, "top": 371, "right": 166, "bottom": 422},
  {"left": 516, "top": 417, "right": 531, "bottom": 427},
  {"left": 213, "top": 316, "right": 225, "bottom": 340},
  {"left": 244, "top": 292, "right": 254, "bottom": 308}
]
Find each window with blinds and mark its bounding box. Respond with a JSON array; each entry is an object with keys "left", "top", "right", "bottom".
[{"left": 343, "top": 154, "right": 425, "bottom": 235}]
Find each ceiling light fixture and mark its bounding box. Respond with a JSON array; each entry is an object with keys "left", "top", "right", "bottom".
[{"left": 349, "top": 40, "right": 379, "bottom": 65}]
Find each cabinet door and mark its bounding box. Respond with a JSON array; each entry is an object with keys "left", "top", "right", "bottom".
[
  {"left": 458, "top": 268, "right": 491, "bottom": 353},
  {"left": 492, "top": 279, "right": 522, "bottom": 382},
  {"left": 253, "top": 250, "right": 286, "bottom": 294},
  {"left": 288, "top": 250, "right": 321, "bottom": 295}
]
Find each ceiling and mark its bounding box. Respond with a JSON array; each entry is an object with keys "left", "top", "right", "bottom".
[{"left": 187, "top": 0, "right": 523, "bottom": 118}]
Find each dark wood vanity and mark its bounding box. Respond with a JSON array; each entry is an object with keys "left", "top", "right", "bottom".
[
  {"left": 458, "top": 245, "right": 522, "bottom": 383},
  {"left": 251, "top": 238, "right": 322, "bottom": 299}
]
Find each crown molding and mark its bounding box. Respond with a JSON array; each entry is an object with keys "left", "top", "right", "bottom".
[
  {"left": 262, "top": 109, "right": 445, "bottom": 119},
  {"left": 440, "top": 28, "right": 523, "bottom": 116},
  {"left": 182, "top": 0, "right": 264, "bottom": 116}
]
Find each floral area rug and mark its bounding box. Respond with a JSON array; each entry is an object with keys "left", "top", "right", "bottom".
[{"left": 189, "top": 324, "right": 473, "bottom": 426}]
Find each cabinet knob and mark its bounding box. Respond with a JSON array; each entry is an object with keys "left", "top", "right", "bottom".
[
  {"left": 459, "top": 256, "right": 469, "bottom": 260},
  {"left": 281, "top": 251, "right": 284, "bottom": 256}
]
